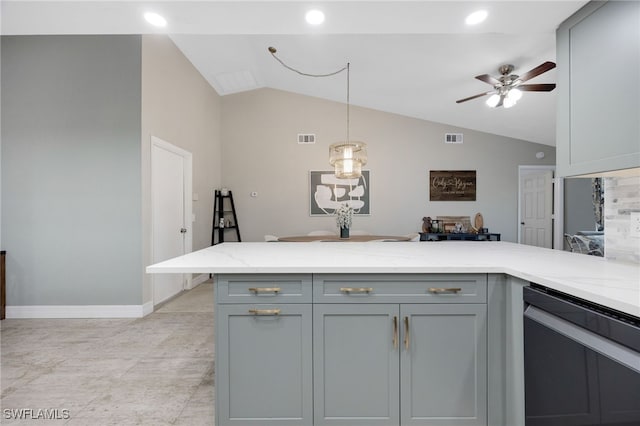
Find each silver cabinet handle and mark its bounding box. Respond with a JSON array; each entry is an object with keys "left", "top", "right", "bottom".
[
  {"left": 393, "top": 316, "right": 398, "bottom": 349},
  {"left": 340, "top": 287, "right": 373, "bottom": 294},
  {"left": 404, "top": 316, "right": 410, "bottom": 350},
  {"left": 428, "top": 287, "right": 462, "bottom": 294},
  {"left": 248, "top": 287, "right": 281, "bottom": 294},
  {"left": 248, "top": 308, "right": 281, "bottom": 316}
]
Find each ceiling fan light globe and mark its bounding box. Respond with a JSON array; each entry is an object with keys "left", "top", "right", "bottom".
[
  {"left": 503, "top": 97, "right": 516, "bottom": 108},
  {"left": 508, "top": 88, "right": 523, "bottom": 101},
  {"left": 486, "top": 94, "right": 500, "bottom": 108}
]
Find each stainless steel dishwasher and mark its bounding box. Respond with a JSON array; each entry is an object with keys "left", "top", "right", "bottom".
[{"left": 523, "top": 284, "right": 640, "bottom": 426}]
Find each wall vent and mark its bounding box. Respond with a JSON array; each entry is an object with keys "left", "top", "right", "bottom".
[
  {"left": 445, "top": 133, "right": 463, "bottom": 144},
  {"left": 298, "top": 134, "right": 316, "bottom": 144}
]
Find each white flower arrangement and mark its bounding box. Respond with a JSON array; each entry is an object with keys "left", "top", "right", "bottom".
[{"left": 335, "top": 204, "right": 354, "bottom": 229}]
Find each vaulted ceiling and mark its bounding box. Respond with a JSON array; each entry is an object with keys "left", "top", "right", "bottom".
[{"left": 2, "top": 1, "right": 589, "bottom": 146}]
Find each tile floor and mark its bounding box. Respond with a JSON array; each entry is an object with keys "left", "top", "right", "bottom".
[{"left": 0, "top": 282, "right": 215, "bottom": 425}]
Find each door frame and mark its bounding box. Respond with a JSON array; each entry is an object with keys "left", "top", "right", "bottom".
[
  {"left": 150, "top": 135, "right": 193, "bottom": 303},
  {"left": 517, "top": 165, "right": 564, "bottom": 250}
]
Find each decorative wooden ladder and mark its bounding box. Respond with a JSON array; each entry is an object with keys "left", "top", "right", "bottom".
[{"left": 212, "top": 190, "right": 241, "bottom": 245}]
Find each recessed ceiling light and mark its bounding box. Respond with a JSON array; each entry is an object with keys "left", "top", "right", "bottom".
[
  {"left": 465, "top": 10, "right": 488, "bottom": 25},
  {"left": 144, "top": 12, "right": 167, "bottom": 28},
  {"left": 305, "top": 9, "right": 325, "bottom": 25}
]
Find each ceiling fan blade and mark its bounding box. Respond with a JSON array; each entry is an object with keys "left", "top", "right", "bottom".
[
  {"left": 518, "top": 83, "right": 556, "bottom": 92},
  {"left": 475, "top": 74, "right": 500, "bottom": 85},
  {"left": 456, "top": 91, "right": 493, "bottom": 103},
  {"left": 518, "top": 61, "right": 556, "bottom": 82}
]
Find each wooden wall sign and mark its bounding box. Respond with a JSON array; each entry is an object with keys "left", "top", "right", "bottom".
[{"left": 430, "top": 170, "right": 476, "bottom": 201}]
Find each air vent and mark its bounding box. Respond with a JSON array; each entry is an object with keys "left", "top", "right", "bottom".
[
  {"left": 213, "top": 70, "right": 259, "bottom": 95},
  {"left": 445, "top": 133, "right": 463, "bottom": 144},
  {"left": 298, "top": 134, "right": 316, "bottom": 144}
]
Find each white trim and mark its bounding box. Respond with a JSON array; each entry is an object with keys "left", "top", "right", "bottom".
[
  {"left": 189, "top": 273, "right": 210, "bottom": 290},
  {"left": 142, "top": 300, "right": 154, "bottom": 317},
  {"left": 6, "top": 304, "right": 149, "bottom": 319},
  {"left": 517, "top": 165, "right": 564, "bottom": 250}
]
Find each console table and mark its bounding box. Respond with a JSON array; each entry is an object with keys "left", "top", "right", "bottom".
[{"left": 420, "top": 232, "right": 501, "bottom": 241}]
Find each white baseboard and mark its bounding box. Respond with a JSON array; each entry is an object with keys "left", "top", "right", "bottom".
[
  {"left": 5, "top": 304, "right": 149, "bottom": 319},
  {"left": 142, "top": 300, "right": 154, "bottom": 317},
  {"left": 190, "top": 273, "right": 210, "bottom": 288},
  {"left": 6, "top": 276, "right": 210, "bottom": 319}
]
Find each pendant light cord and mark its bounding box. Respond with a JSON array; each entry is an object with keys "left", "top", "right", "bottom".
[
  {"left": 346, "top": 63, "right": 350, "bottom": 143},
  {"left": 268, "top": 46, "right": 347, "bottom": 78},
  {"left": 269, "top": 46, "right": 350, "bottom": 143}
]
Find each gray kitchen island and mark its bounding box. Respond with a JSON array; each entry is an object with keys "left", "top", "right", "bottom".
[{"left": 147, "top": 241, "right": 639, "bottom": 426}]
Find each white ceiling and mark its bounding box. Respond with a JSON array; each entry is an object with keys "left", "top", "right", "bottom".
[{"left": 2, "top": 1, "right": 589, "bottom": 146}]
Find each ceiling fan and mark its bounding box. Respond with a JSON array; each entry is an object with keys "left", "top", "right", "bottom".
[{"left": 456, "top": 61, "right": 556, "bottom": 108}]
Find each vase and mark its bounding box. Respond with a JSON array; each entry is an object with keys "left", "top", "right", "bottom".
[{"left": 340, "top": 227, "right": 350, "bottom": 239}]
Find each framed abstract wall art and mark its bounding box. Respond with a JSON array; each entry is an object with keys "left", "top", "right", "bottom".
[{"left": 310, "top": 170, "right": 370, "bottom": 216}]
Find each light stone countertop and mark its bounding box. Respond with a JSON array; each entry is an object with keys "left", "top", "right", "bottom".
[{"left": 146, "top": 241, "right": 640, "bottom": 317}]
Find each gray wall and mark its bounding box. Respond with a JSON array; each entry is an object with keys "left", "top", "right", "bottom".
[
  {"left": 1, "top": 35, "right": 143, "bottom": 305},
  {"left": 221, "top": 88, "right": 556, "bottom": 242}
]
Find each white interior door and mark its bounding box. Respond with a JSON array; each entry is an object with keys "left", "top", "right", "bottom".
[
  {"left": 519, "top": 168, "right": 554, "bottom": 248},
  {"left": 151, "top": 137, "right": 192, "bottom": 306}
]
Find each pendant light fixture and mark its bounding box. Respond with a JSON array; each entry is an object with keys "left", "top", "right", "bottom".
[
  {"left": 328, "top": 63, "right": 367, "bottom": 179},
  {"left": 269, "top": 47, "right": 367, "bottom": 179}
]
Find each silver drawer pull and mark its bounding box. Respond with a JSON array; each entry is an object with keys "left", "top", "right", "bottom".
[
  {"left": 404, "top": 316, "right": 410, "bottom": 350},
  {"left": 340, "top": 287, "right": 373, "bottom": 294},
  {"left": 393, "top": 316, "right": 398, "bottom": 349},
  {"left": 428, "top": 287, "right": 462, "bottom": 294},
  {"left": 248, "top": 287, "right": 281, "bottom": 294},
  {"left": 248, "top": 308, "right": 281, "bottom": 316}
]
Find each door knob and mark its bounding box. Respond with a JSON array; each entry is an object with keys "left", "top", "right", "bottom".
[
  {"left": 520, "top": 222, "right": 525, "bottom": 225},
  {"left": 180, "top": 228, "right": 187, "bottom": 233}
]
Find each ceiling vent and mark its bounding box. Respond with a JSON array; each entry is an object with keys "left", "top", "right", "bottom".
[
  {"left": 213, "top": 70, "right": 258, "bottom": 95},
  {"left": 298, "top": 134, "right": 316, "bottom": 144},
  {"left": 445, "top": 133, "right": 463, "bottom": 144}
]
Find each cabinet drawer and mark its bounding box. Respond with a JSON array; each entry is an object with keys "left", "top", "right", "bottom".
[
  {"left": 216, "top": 274, "right": 312, "bottom": 304},
  {"left": 313, "top": 274, "right": 487, "bottom": 304}
]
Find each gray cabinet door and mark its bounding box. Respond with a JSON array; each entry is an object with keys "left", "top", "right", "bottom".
[
  {"left": 556, "top": 0, "right": 640, "bottom": 176},
  {"left": 217, "top": 304, "right": 313, "bottom": 425},
  {"left": 400, "top": 304, "right": 487, "bottom": 426},
  {"left": 314, "top": 304, "right": 400, "bottom": 426}
]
